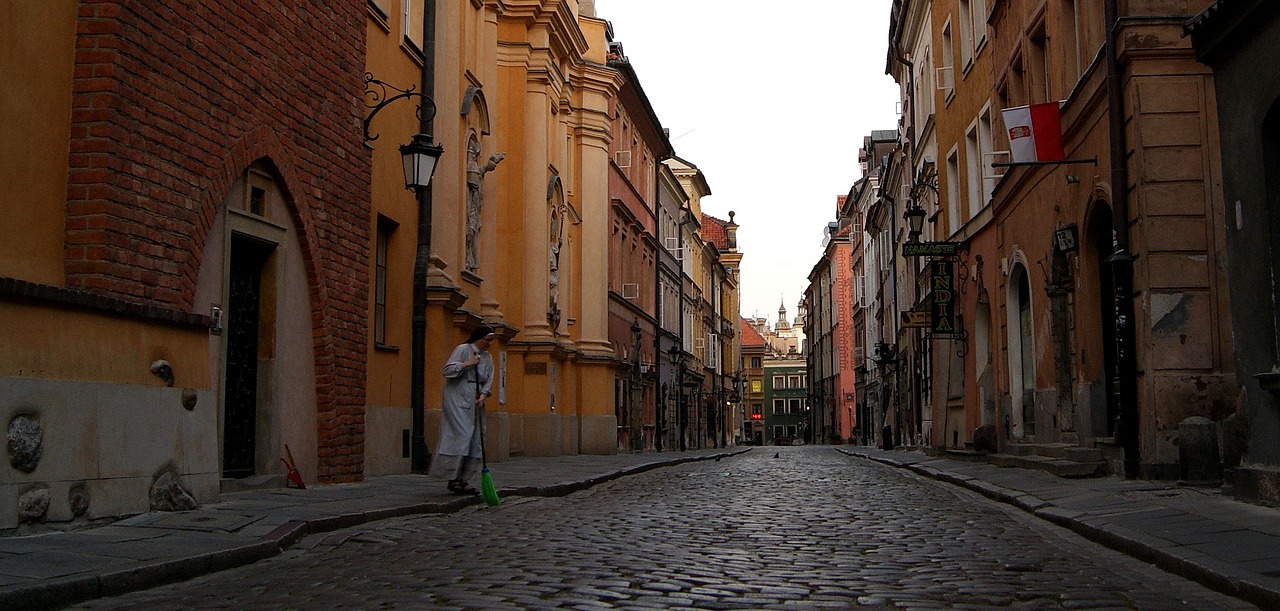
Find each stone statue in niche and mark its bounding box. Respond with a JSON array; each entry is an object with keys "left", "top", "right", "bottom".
[
  {"left": 548, "top": 205, "right": 565, "bottom": 326},
  {"left": 465, "top": 138, "right": 505, "bottom": 273}
]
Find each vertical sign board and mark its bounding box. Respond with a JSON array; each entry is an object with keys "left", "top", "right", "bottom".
[{"left": 931, "top": 260, "right": 956, "bottom": 334}]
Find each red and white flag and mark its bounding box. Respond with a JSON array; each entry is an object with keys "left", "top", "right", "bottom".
[{"left": 1001, "top": 102, "right": 1065, "bottom": 163}]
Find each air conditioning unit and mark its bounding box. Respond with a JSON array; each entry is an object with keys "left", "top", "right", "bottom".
[
  {"left": 615, "top": 150, "right": 632, "bottom": 168},
  {"left": 622, "top": 283, "right": 639, "bottom": 300}
]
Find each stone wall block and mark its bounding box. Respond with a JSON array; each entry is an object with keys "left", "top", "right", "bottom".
[
  {"left": 17, "top": 486, "right": 49, "bottom": 522},
  {"left": 1179, "top": 416, "right": 1222, "bottom": 485},
  {"left": 7, "top": 413, "right": 42, "bottom": 473}
]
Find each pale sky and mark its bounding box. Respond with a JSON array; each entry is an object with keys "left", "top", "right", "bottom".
[{"left": 593, "top": 0, "right": 901, "bottom": 326}]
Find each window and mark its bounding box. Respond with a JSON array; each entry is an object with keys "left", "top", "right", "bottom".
[
  {"left": 773, "top": 399, "right": 786, "bottom": 415},
  {"left": 751, "top": 380, "right": 762, "bottom": 393},
  {"left": 751, "top": 356, "right": 762, "bottom": 368},
  {"left": 403, "top": 0, "right": 424, "bottom": 52},
  {"left": 752, "top": 404, "right": 763, "bottom": 418},
  {"left": 1029, "top": 25, "right": 1050, "bottom": 103},
  {"left": 958, "top": 0, "right": 974, "bottom": 69},
  {"left": 946, "top": 148, "right": 961, "bottom": 234},
  {"left": 972, "top": 0, "right": 988, "bottom": 50},
  {"left": 939, "top": 22, "right": 955, "bottom": 101},
  {"left": 773, "top": 375, "right": 785, "bottom": 389},
  {"left": 369, "top": 0, "right": 392, "bottom": 20},
  {"left": 966, "top": 122, "right": 982, "bottom": 219},
  {"left": 789, "top": 399, "right": 802, "bottom": 414},
  {"left": 788, "top": 375, "right": 801, "bottom": 389},
  {"left": 979, "top": 107, "right": 996, "bottom": 204},
  {"left": 1060, "top": 0, "right": 1082, "bottom": 84},
  {"left": 374, "top": 220, "right": 393, "bottom": 345}
]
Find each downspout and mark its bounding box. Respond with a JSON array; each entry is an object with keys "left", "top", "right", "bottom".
[
  {"left": 1104, "top": 0, "right": 1140, "bottom": 478},
  {"left": 410, "top": 0, "right": 438, "bottom": 473},
  {"left": 889, "top": 0, "right": 911, "bottom": 449}
]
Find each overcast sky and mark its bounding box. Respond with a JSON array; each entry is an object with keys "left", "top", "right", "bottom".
[{"left": 593, "top": 0, "right": 902, "bottom": 325}]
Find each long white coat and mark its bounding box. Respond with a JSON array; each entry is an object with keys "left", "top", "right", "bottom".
[{"left": 436, "top": 342, "right": 493, "bottom": 457}]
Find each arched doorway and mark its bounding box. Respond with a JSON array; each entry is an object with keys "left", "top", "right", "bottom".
[
  {"left": 1006, "top": 261, "right": 1035, "bottom": 439},
  {"left": 196, "top": 162, "right": 318, "bottom": 487},
  {"left": 1083, "top": 203, "right": 1119, "bottom": 438}
]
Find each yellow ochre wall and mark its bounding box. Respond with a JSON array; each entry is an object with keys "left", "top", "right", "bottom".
[{"left": 0, "top": 1, "right": 75, "bottom": 284}]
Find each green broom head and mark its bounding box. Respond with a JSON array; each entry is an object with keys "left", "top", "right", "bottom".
[{"left": 480, "top": 467, "right": 500, "bottom": 506}]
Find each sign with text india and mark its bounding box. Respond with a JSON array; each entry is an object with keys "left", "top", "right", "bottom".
[{"left": 931, "top": 260, "right": 956, "bottom": 334}]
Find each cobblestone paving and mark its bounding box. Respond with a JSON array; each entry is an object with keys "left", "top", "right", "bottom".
[{"left": 78, "top": 447, "right": 1256, "bottom": 609}]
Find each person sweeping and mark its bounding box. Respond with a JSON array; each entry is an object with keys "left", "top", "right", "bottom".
[{"left": 431, "top": 325, "right": 497, "bottom": 496}]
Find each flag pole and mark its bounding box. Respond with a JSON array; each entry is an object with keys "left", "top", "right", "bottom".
[{"left": 991, "top": 157, "right": 1098, "bottom": 169}]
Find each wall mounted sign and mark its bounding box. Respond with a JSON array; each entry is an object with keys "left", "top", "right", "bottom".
[
  {"left": 900, "top": 310, "right": 930, "bottom": 328},
  {"left": 903, "top": 241, "right": 966, "bottom": 257},
  {"left": 931, "top": 260, "right": 956, "bottom": 334},
  {"left": 1054, "top": 224, "right": 1079, "bottom": 252}
]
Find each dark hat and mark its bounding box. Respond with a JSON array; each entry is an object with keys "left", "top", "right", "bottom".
[{"left": 467, "top": 325, "right": 496, "bottom": 344}]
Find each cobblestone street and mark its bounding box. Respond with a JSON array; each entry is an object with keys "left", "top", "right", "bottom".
[{"left": 76, "top": 447, "right": 1255, "bottom": 609}]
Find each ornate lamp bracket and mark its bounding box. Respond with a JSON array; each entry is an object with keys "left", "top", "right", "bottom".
[{"left": 363, "top": 73, "right": 438, "bottom": 145}]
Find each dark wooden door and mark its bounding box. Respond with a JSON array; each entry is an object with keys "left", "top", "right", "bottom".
[{"left": 223, "top": 240, "right": 266, "bottom": 478}]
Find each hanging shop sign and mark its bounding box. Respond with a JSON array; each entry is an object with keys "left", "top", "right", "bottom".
[
  {"left": 902, "top": 241, "right": 966, "bottom": 257},
  {"left": 931, "top": 260, "right": 956, "bottom": 334},
  {"left": 900, "top": 310, "right": 931, "bottom": 328}
]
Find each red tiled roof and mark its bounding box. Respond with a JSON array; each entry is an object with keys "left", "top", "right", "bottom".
[
  {"left": 701, "top": 214, "right": 728, "bottom": 250},
  {"left": 740, "top": 317, "right": 767, "bottom": 347}
]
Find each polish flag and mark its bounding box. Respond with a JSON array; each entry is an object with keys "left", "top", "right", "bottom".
[{"left": 1001, "top": 102, "right": 1065, "bottom": 163}]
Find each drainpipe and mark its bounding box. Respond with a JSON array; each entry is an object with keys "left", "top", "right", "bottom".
[
  {"left": 1104, "top": 0, "right": 1140, "bottom": 478},
  {"left": 410, "top": 0, "right": 438, "bottom": 473},
  {"left": 890, "top": 0, "right": 913, "bottom": 449}
]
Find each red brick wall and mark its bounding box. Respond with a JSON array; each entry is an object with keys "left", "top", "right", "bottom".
[{"left": 66, "top": 0, "right": 372, "bottom": 481}]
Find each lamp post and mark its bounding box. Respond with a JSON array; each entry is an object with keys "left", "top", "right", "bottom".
[
  {"left": 364, "top": 74, "right": 445, "bottom": 473},
  {"left": 872, "top": 340, "right": 900, "bottom": 450},
  {"left": 668, "top": 344, "right": 686, "bottom": 451},
  {"left": 630, "top": 318, "right": 643, "bottom": 452}
]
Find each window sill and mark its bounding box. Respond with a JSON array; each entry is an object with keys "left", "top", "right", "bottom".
[{"left": 375, "top": 343, "right": 401, "bottom": 353}]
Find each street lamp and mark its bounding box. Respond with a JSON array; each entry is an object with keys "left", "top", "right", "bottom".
[
  {"left": 400, "top": 133, "right": 445, "bottom": 191},
  {"left": 363, "top": 73, "right": 445, "bottom": 474},
  {"left": 630, "top": 319, "right": 642, "bottom": 452},
  {"left": 668, "top": 344, "right": 686, "bottom": 451},
  {"left": 904, "top": 203, "right": 927, "bottom": 243},
  {"left": 872, "top": 340, "right": 900, "bottom": 450},
  {"left": 872, "top": 341, "right": 897, "bottom": 369}
]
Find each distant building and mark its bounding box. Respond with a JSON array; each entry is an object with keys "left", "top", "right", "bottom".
[
  {"left": 740, "top": 317, "right": 769, "bottom": 445},
  {"left": 763, "top": 358, "right": 809, "bottom": 445}
]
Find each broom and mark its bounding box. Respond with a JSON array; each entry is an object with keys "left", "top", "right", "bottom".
[{"left": 475, "top": 372, "right": 501, "bottom": 507}]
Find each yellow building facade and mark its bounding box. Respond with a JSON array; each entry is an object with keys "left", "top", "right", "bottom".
[{"left": 367, "top": 0, "right": 625, "bottom": 465}]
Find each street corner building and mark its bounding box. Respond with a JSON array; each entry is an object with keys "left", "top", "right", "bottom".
[{"left": 1, "top": 0, "right": 373, "bottom": 529}]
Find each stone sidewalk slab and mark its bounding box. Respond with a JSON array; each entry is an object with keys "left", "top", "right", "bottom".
[
  {"left": 842, "top": 446, "right": 1280, "bottom": 609},
  {"left": 0, "top": 448, "right": 740, "bottom": 609}
]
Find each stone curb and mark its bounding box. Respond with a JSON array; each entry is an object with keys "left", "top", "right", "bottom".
[
  {"left": 2, "top": 450, "right": 741, "bottom": 609},
  {"left": 839, "top": 448, "right": 1280, "bottom": 610}
]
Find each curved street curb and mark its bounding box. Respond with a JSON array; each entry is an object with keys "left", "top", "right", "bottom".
[
  {"left": 839, "top": 448, "right": 1280, "bottom": 610},
  {"left": 2, "top": 450, "right": 743, "bottom": 609}
]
